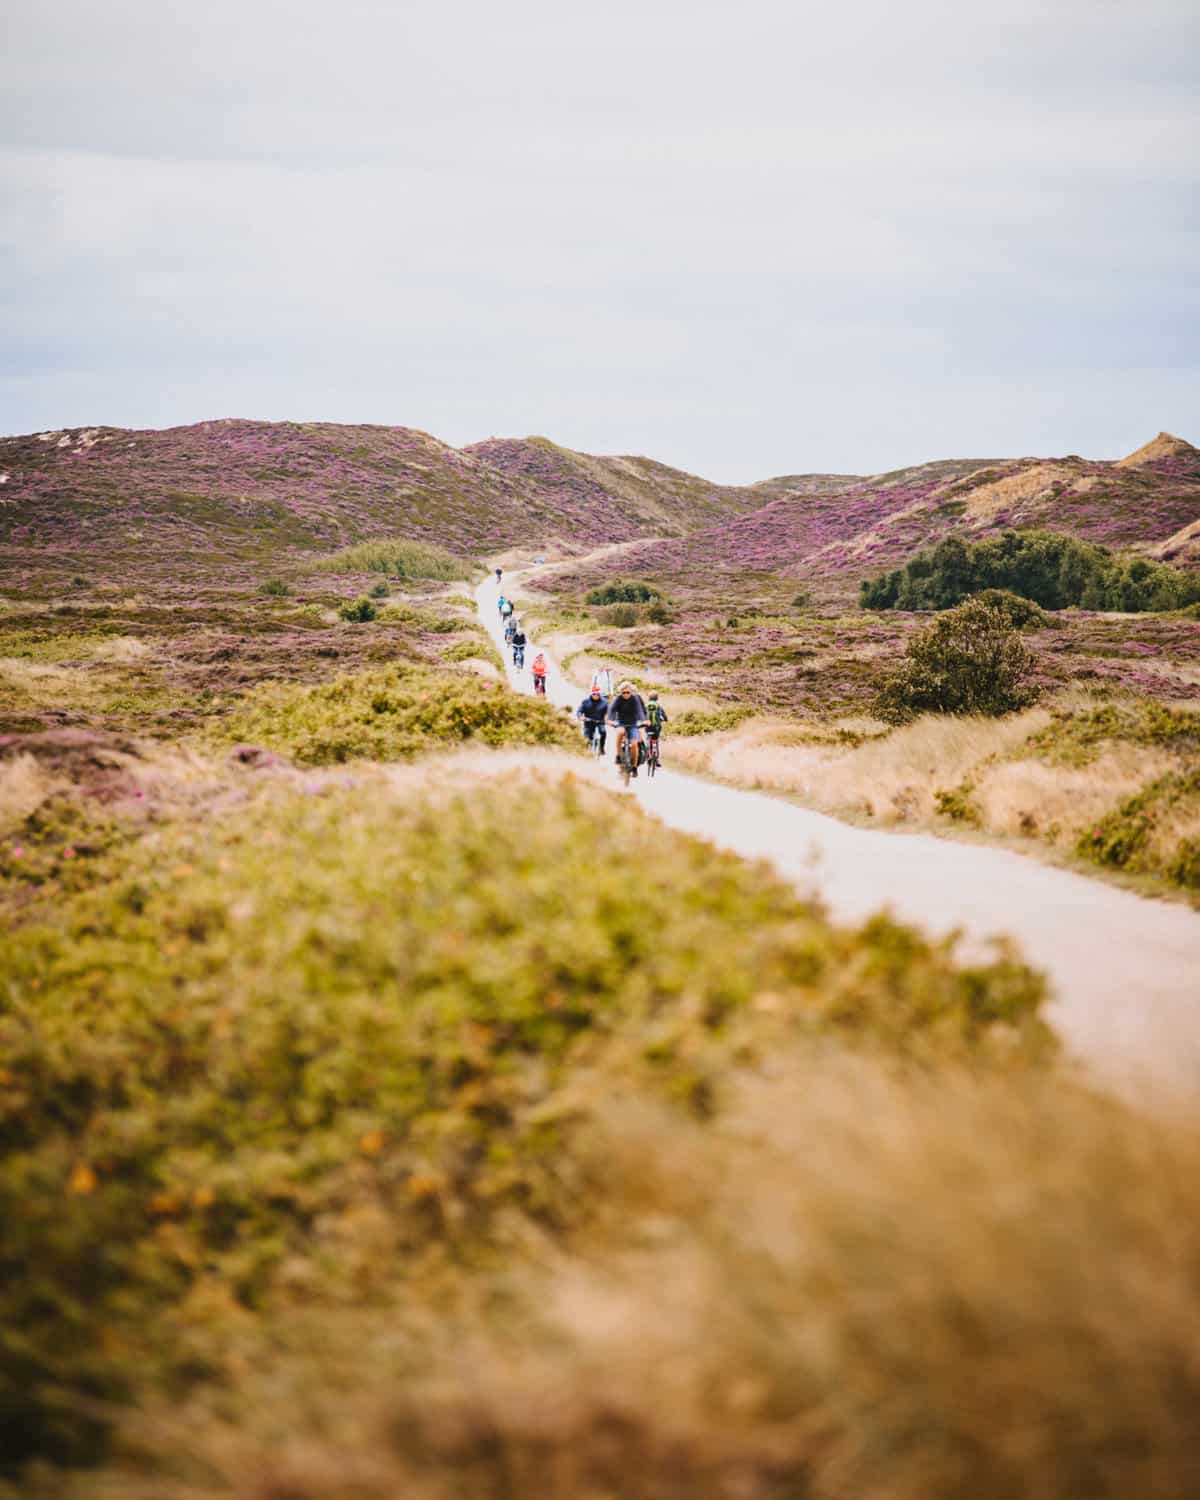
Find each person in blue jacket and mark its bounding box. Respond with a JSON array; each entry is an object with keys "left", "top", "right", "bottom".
[{"left": 576, "top": 686, "right": 609, "bottom": 755}]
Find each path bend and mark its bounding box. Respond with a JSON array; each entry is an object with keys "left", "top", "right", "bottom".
[{"left": 481, "top": 576, "right": 1200, "bottom": 1100}]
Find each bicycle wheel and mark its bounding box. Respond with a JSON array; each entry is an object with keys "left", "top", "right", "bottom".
[
  {"left": 618, "top": 740, "right": 631, "bottom": 786},
  {"left": 646, "top": 738, "right": 658, "bottom": 777}
]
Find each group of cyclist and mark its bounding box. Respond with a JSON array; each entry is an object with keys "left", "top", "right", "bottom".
[
  {"left": 497, "top": 574, "right": 668, "bottom": 778},
  {"left": 579, "top": 677, "right": 668, "bottom": 777}
]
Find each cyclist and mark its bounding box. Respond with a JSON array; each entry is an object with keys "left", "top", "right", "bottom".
[
  {"left": 591, "top": 664, "right": 615, "bottom": 699},
  {"left": 495, "top": 567, "right": 503, "bottom": 585},
  {"left": 497, "top": 594, "right": 507, "bottom": 615},
  {"left": 504, "top": 616, "right": 517, "bottom": 644},
  {"left": 645, "top": 692, "right": 669, "bottom": 766},
  {"left": 607, "top": 681, "right": 649, "bottom": 778},
  {"left": 510, "top": 623, "right": 527, "bottom": 669},
  {"left": 500, "top": 597, "right": 515, "bottom": 624},
  {"left": 576, "top": 686, "right": 608, "bottom": 754},
  {"left": 531, "top": 651, "right": 547, "bottom": 695}
]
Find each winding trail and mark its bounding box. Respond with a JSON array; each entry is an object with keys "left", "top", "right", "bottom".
[{"left": 481, "top": 576, "right": 1200, "bottom": 1098}]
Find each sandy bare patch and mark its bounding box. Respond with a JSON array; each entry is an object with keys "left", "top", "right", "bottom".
[
  {"left": 1117, "top": 431, "right": 1197, "bottom": 468},
  {"left": 94, "top": 635, "right": 151, "bottom": 663},
  {"left": 965, "top": 463, "right": 1100, "bottom": 522}
]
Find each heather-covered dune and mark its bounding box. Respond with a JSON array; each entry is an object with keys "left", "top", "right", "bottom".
[
  {"left": 463, "top": 435, "right": 758, "bottom": 536},
  {"left": 0, "top": 421, "right": 761, "bottom": 590},
  {"left": 562, "top": 436, "right": 1200, "bottom": 601}
]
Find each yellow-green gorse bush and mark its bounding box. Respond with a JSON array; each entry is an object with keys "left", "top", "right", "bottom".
[
  {"left": 0, "top": 775, "right": 1049, "bottom": 1470},
  {"left": 211, "top": 665, "right": 578, "bottom": 764},
  {"left": 309, "top": 537, "right": 472, "bottom": 581}
]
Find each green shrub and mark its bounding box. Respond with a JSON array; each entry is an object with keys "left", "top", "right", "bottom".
[
  {"left": 972, "top": 588, "right": 1053, "bottom": 631},
  {"left": 337, "top": 596, "right": 378, "bottom": 623},
  {"left": 369, "top": 580, "right": 390, "bottom": 598},
  {"left": 441, "top": 639, "right": 504, "bottom": 669},
  {"left": 604, "top": 603, "right": 640, "bottom": 628},
  {"left": 874, "top": 599, "right": 1040, "bottom": 724},
  {"left": 311, "top": 538, "right": 471, "bottom": 582},
  {"left": 1077, "top": 767, "right": 1200, "bottom": 886},
  {"left": 672, "top": 706, "right": 757, "bottom": 736},
  {"left": 935, "top": 782, "right": 981, "bottom": 824},
  {"left": 645, "top": 602, "right": 673, "bottom": 625},
  {"left": 260, "top": 579, "right": 291, "bottom": 598},
  {"left": 1168, "top": 839, "right": 1200, "bottom": 890},
  {"left": 860, "top": 531, "right": 1200, "bottom": 614},
  {"left": 212, "top": 665, "right": 578, "bottom": 764},
  {"left": 585, "top": 580, "right": 661, "bottom": 606},
  {"left": 0, "top": 777, "right": 1050, "bottom": 1468}
]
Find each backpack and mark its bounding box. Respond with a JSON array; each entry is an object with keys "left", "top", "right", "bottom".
[{"left": 647, "top": 702, "right": 666, "bottom": 732}]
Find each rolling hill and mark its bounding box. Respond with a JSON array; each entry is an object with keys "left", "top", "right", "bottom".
[
  {"left": 0, "top": 420, "right": 761, "bottom": 585},
  {"left": 557, "top": 434, "right": 1200, "bottom": 599},
  {"left": 2, "top": 419, "right": 1197, "bottom": 599}
]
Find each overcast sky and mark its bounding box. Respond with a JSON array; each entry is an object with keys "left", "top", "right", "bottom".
[{"left": 2, "top": 0, "right": 1197, "bottom": 481}]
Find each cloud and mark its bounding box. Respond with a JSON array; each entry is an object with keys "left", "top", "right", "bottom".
[{"left": 1, "top": 0, "right": 1197, "bottom": 477}]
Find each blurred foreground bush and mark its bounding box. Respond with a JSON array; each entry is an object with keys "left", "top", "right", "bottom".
[
  {"left": 34, "top": 1061, "right": 1200, "bottom": 1500},
  {"left": 0, "top": 774, "right": 1048, "bottom": 1472}
]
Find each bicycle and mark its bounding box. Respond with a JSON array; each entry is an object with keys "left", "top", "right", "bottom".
[
  {"left": 533, "top": 673, "right": 546, "bottom": 696},
  {"left": 512, "top": 645, "right": 525, "bottom": 669},
  {"left": 644, "top": 733, "right": 661, "bottom": 778},
  {"left": 616, "top": 734, "right": 634, "bottom": 786}
]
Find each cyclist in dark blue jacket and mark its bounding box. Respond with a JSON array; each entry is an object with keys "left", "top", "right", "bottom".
[{"left": 576, "top": 687, "right": 609, "bottom": 755}]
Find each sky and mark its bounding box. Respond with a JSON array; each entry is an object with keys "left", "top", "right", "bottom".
[{"left": 2, "top": 0, "right": 1197, "bottom": 482}]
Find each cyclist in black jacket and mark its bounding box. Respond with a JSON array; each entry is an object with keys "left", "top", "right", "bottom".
[
  {"left": 607, "top": 681, "right": 649, "bottom": 777},
  {"left": 576, "top": 687, "right": 608, "bottom": 755},
  {"left": 510, "top": 626, "right": 527, "bottom": 668}
]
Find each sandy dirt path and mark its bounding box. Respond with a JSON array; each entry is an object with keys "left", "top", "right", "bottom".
[{"left": 481, "top": 577, "right": 1200, "bottom": 1098}]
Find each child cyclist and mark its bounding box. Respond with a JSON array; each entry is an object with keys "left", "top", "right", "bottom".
[
  {"left": 645, "top": 691, "right": 669, "bottom": 764},
  {"left": 531, "top": 652, "right": 547, "bottom": 695}
]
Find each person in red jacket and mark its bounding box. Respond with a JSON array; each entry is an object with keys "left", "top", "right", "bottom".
[{"left": 531, "top": 652, "right": 547, "bottom": 695}]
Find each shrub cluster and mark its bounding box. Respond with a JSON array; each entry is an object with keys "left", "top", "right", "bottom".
[
  {"left": 861, "top": 531, "right": 1200, "bottom": 613},
  {"left": 585, "top": 580, "right": 661, "bottom": 605},
  {"left": 874, "top": 598, "right": 1040, "bottom": 723},
  {"left": 212, "top": 665, "right": 578, "bottom": 764},
  {"left": 671, "top": 705, "right": 758, "bottom": 736},
  {"left": 311, "top": 537, "right": 472, "bottom": 581},
  {"left": 337, "top": 596, "right": 378, "bottom": 622},
  {"left": 1077, "top": 765, "right": 1200, "bottom": 889}
]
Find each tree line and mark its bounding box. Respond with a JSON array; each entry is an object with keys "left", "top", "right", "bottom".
[{"left": 860, "top": 530, "right": 1200, "bottom": 613}]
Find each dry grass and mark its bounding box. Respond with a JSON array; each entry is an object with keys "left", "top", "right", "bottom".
[
  {"left": 78, "top": 1056, "right": 1200, "bottom": 1500},
  {"left": 0, "top": 752, "right": 61, "bottom": 834},
  {"left": 973, "top": 746, "right": 1173, "bottom": 844},
  {"left": 92, "top": 635, "right": 150, "bottom": 663},
  {"left": 0, "top": 657, "right": 92, "bottom": 705},
  {"left": 670, "top": 709, "right": 1051, "bottom": 822}
]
